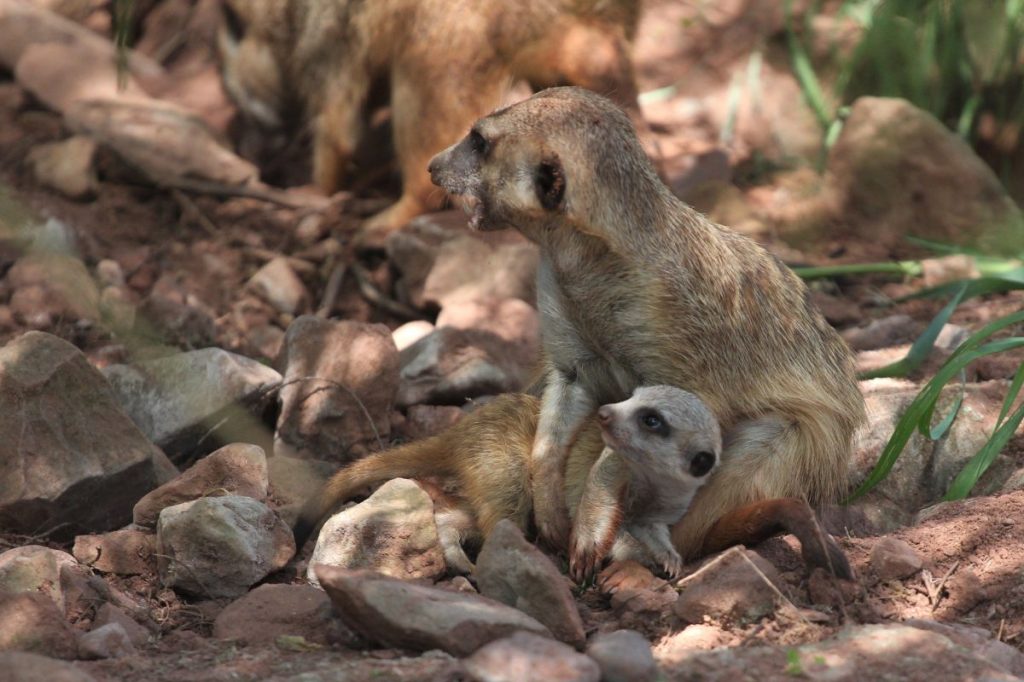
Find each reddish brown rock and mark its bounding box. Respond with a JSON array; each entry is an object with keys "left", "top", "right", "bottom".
[
  {"left": 870, "top": 537, "right": 923, "bottom": 581},
  {"left": 315, "top": 565, "right": 550, "bottom": 656},
  {"left": 73, "top": 529, "right": 156, "bottom": 575},
  {"left": 464, "top": 632, "right": 600, "bottom": 682},
  {"left": 673, "top": 549, "right": 782, "bottom": 624},
  {"left": 132, "top": 443, "right": 268, "bottom": 527},
  {"left": 213, "top": 583, "right": 351, "bottom": 646}
]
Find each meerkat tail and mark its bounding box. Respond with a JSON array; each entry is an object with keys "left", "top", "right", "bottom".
[{"left": 292, "top": 434, "right": 457, "bottom": 549}]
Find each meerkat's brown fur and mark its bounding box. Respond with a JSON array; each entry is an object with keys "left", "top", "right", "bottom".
[
  {"left": 218, "top": 0, "right": 642, "bottom": 235},
  {"left": 428, "top": 87, "right": 866, "bottom": 567}
]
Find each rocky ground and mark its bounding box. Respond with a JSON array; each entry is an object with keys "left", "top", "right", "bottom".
[{"left": 1, "top": 1, "right": 1024, "bottom": 681}]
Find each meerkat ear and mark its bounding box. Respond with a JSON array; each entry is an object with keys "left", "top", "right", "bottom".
[{"left": 535, "top": 156, "right": 566, "bottom": 211}]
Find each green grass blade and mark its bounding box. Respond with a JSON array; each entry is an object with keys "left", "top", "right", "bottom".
[
  {"left": 849, "top": 337, "right": 1024, "bottom": 501},
  {"left": 996, "top": 361, "right": 1024, "bottom": 427},
  {"left": 925, "top": 377, "right": 964, "bottom": 440},
  {"left": 944, "top": 400, "right": 1024, "bottom": 500},
  {"left": 794, "top": 261, "right": 923, "bottom": 280},
  {"left": 785, "top": 0, "right": 832, "bottom": 130},
  {"left": 858, "top": 284, "right": 968, "bottom": 380}
]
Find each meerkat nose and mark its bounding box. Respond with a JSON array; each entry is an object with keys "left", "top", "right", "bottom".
[{"left": 597, "top": 406, "right": 613, "bottom": 424}]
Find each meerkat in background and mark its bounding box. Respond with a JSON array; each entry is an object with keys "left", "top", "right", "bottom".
[
  {"left": 293, "top": 385, "right": 723, "bottom": 581},
  {"left": 217, "top": 0, "right": 643, "bottom": 238},
  {"left": 428, "top": 87, "right": 866, "bottom": 575}
]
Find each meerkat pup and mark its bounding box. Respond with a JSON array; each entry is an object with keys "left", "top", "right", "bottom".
[
  {"left": 217, "top": 0, "right": 642, "bottom": 237},
  {"left": 428, "top": 87, "right": 865, "bottom": 578},
  {"left": 293, "top": 385, "right": 721, "bottom": 580}
]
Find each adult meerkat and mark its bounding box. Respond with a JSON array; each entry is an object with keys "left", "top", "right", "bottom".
[
  {"left": 428, "top": 87, "right": 866, "bottom": 572},
  {"left": 294, "top": 385, "right": 723, "bottom": 580},
  {"left": 217, "top": 0, "right": 642, "bottom": 237}
]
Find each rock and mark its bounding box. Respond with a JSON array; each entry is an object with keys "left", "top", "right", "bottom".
[
  {"left": 276, "top": 316, "right": 399, "bottom": 462},
  {"left": 392, "top": 320, "right": 435, "bottom": 351},
  {"left": 904, "top": 619, "right": 1024, "bottom": 677},
  {"left": 156, "top": 495, "right": 294, "bottom": 598},
  {"left": 921, "top": 255, "right": 982, "bottom": 288},
  {"left": 0, "top": 546, "right": 77, "bottom": 610},
  {"left": 72, "top": 528, "right": 156, "bottom": 575},
  {"left": 423, "top": 238, "right": 538, "bottom": 309},
  {"left": 824, "top": 97, "right": 1024, "bottom": 257},
  {"left": 654, "top": 624, "right": 728, "bottom": 663},
  {"left": 586, "top": 629, "right": 657, "bottom": 682},
  {"left": 657, "top": 623, "right": 1020, "bottom": 681},
  {"left": 247, "top": 257, "right": 309, "bottom": 315},
  {"left": 435, "top": 296, "right": 539, "bottom": 352},
  {"left": 77, "top": 622, "right": 134, "bottom": 659},
  {"left": 0, "top": 652, "right": 96, "bottom": 682},
  {"left": 92, "top": 603, "right": 150, "bottom": 647},
  {"left": 7, "top": 253, "right": 100, "bottom": 325},
  {"left": 852, "top": 379, "right": 1012, "bottom": 511},
  {"left": 99, "top": 286, "right": 137, "bottom": 332},
  {"left": 213, "top": 583, "right": 350, "bottom": 646},
  {"left": 673, "top": 548, "right": 782, "bottom": 624},
  {"left": 95, "top": 259, "right": 125, "bottom": 288},
  {"left": 474, "top": 520, "right": 585, "bottom": 649},
  {"left": 870, "top": 537, "right": 923, "bottom": 581},
  {"left": 0, "top": 592, "right": 78, "bottom": 659},
  {"left": 26, "top": 136, "right": 97, "bottom": 199},
  {"left": 0, "top": 332, "right": 166, "bottom": 537},
  {"left": 308, "top": 478, "right": 445, "bottom": 585},
  {"left": 315, "top": 565, "right": 550, "bottom": 656},
  {"left": 464, "top": 632, "right": 600, "bottom": 682},
  {"left": 103, "top": 349, "right": 281, "bottom": 461},
  {"left": 397, "top": 326, "right": 535, "bottom": 407},
  {"left": 841, "top": 314, "right": 917, "bottom": 352},
  {"left": 132, "top": 442, "right": 268, "bottom": 527}
]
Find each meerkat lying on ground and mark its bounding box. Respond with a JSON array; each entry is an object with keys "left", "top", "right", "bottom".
[
  {"left": 217, "top": 0, "right": 642, "bottom": 238},
  {"left": 294, "top": 385, "right": 722, "bottom": 580},
  {"left": 428, "top": 87, "right": 865, "bottom": 579}
]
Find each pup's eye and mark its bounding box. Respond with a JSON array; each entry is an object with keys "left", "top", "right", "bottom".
[
  {"left": 469, "top": 130, "right": 489, "bottom": 156},
  {"left": 690, "top": 451, "right": 716, "bottom": 477},
  {"left": 637, "top": 409, "right": 667, "bottom": 434}
]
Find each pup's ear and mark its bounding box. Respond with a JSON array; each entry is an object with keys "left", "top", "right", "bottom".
[{"left": 535, "top": 155, "right": 566, "bottom": 211}]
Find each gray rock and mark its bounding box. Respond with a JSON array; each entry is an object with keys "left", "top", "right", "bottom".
[
  {"left": 73, "top": 528, "right": 156, "bottom": 576},
  {"left": 0, "top": 651, "right": 97, "bottom": 682},
  {"left": 156, "top": 495, "right": 294, "bottom": 598},
  {"left": 247, "top": 257, "right": 309, "bottom": 315},
  {"left": 26, "top": 135, "right": 97, "bottom": 199},
  {"left": 464, "top": 632, "right": 600, "bottom": 682},
  {"left": 397, "top": 326, "right": 534, "bottom": 407},
  {"left": 267, "top": 454, "right": 337, "bottom": 526},
  {"left": 103, "top": 348, "right": 281, "bottom": 460},
  {"left": 825, "top": 97, "right": 1024, "bottom": 257},
  {"left": 904, "top": 619, "right": 1024, "bottom": 677},
  {"left": 314, "top": 565, "right": 551, "bottom": 656},
  {"left": 0, "top": 546, "right": 77, "bottom": 611},
  {"left": 0, "top": 592, "right": 78, "bottom": 659},
  {"left": 475, "top": 519, "right": 585, "bottom": 649},
  {"left": 870, "top": 537, "right": 923, "bottom": 581},
  {"left": 586, "top": 629, "right": 657, "bottom": 682},
  {"left": 853, "top": 379, "right": 1014, "bottom": 511},
  {"left": 0, "top": 332, "right": 166, "bottom": 537},
  {"left": 841, "top": 314, "right": 916, "bottom": 352},
  {"left": 132, "top": 442, "right": 268, "bottom": 527},
  {"left": 77, "top": 622, "right": 134, "bottom": 659},
  {"left": 276, "top": 316, "right": 399, "bottom": 462},
  {"left": 92, "top": 603, "right": 150, "bottom": 647},
  {"left": 673, "top": 548, "right": 781, "bottom": 624},
  {"left": 308, "top": 478, "right": 445, "bottom": 585},
  {"left": 213, "top": 583, "right": 351, "bottom": 646}
]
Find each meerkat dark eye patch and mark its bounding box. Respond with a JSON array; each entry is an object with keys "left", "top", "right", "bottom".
[
  {"left": 637, "top": 409, "right": 669, "bottom": 436},
  {"left": 222, "top": 3, "right": 246, "bottom": 40},
  {"left": 689, "top": 451, "right": 716, "bottom": 477},
  {"left": 536, "top": 158, "right": 565, "bottom": 210},
  {"left": 469, "top": 129, "right": 489, "bottom": 157}
]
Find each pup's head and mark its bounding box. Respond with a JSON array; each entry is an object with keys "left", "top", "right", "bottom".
[
  {"left": 597, "top": 385, "right": 720, "bottom": 483},
  {"left": 217, "top": 0, "right": 290, "bottom": 130},
  {"left": 427, "top": 87, "right": 662, "bottom": 239}
]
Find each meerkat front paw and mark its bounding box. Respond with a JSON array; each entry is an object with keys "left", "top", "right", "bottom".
[
  {"left": 568, "top": 531, "right": 607, "bottom": 584},
  {"left": 532, "top": 471, "right": 571, "bottom": 550}
]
